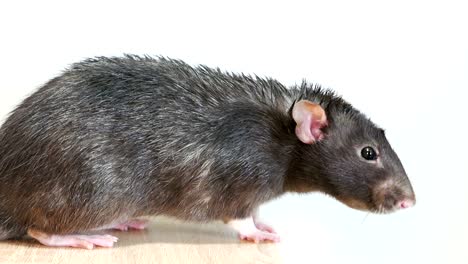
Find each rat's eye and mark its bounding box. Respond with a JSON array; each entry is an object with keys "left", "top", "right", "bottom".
[{"left": 361, "top": 146, "right": 377, "bottom": 160}]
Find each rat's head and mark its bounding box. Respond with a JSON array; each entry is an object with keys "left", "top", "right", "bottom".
[{"left": 290, "top": 94, "right": 415, "bottom": 214}]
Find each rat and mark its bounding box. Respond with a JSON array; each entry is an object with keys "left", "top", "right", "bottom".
[{"left": 0, "top": 55, "right": 415, "bottom": 249}]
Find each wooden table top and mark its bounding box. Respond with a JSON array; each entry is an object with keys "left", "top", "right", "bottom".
[{"left": 0, "top": 217, "right": 281, "bottom": 264}]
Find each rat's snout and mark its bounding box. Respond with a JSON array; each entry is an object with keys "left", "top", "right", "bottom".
[
  {"left": 399, "top": 199, "right": 414, "bottom": 209},
  {"left": 372, "top": 177, "right": 415, "bottom": 213}
]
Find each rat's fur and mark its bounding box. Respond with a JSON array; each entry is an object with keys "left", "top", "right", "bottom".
[{"left": 0, "top": 55, "right": 414, "bottom": 240}]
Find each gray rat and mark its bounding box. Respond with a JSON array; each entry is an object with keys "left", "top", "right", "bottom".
[{"left": 0, "top": 55, "right": 415, "bottom": 248}]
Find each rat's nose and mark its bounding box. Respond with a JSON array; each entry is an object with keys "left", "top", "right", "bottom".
[
  {"left": 399, "top": 199, "right": 414, "bottom": 209},
  {"left": 373, "top": 178, "right": 416, "bottom": 212}
]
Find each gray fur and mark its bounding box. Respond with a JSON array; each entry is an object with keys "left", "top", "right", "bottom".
[{"left": 0, "top": 55, "right": 414, "bottom": 239}]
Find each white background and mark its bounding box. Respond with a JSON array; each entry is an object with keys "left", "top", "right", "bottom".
[{"left": 0, "top": 1, "right": 467, "bottom": 263}]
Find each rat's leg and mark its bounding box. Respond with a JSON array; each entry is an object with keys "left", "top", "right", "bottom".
[
  {"left": 27, "top": 229, "right": 118, "bottom": 249},
  {"left": 253, "top": 214, "right": 277, "bottom": 234},
  {"left": 111, "top": 219, "right": 149, "bottom": 231},
  {"left": 227, "top": 214, "right": 280, "bottom": 243}
]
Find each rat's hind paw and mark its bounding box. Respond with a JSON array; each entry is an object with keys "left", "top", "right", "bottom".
[
  {"left": 27, "top": 229, "right": 118, "bottom": 249},
  {"left": 111, "top": 219, "right": 149, "bottom": 231}
]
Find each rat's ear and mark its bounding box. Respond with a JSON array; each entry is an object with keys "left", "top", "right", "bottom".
[{"left": 292, "top": 100, "right": 327, "bottom": 144}]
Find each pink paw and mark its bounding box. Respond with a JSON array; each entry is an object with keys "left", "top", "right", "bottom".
[
  {"left": 228, "top": 217, "right": 280, "bottom": 243},
  {"left": 254, "top": 222, "right": 277, "bottom": 234},
  {"left": 112, "top": 219, "right": 148, "bottom": 231},
  {"left": 239, "top": 230, "right": 281, "bottom": 243},
  {"left": 28, "top": 229, "right": 118, "bottom": 249}
]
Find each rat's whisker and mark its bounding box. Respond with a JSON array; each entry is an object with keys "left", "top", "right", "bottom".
[{"left": 361, "top": 212, "right": 370, "bottom": 224}]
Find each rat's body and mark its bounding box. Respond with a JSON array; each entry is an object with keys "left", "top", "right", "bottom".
[{"left": 0, "top": 56, "right": 415, "bottom": 248}]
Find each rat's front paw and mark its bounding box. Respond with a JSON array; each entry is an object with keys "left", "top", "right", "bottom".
[
  {"left": 227, "top": 216, "right": 280, "bottom": 243},
  {"left": 239, "top": 229, "right": 281, "bottom": 243},
  {"left": 254, "top": 221, "right": 277, "bottom": 234}
]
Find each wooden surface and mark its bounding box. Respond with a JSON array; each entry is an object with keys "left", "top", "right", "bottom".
[{"left": 0, "top": 217, "right": 281, "bottom": 264}]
